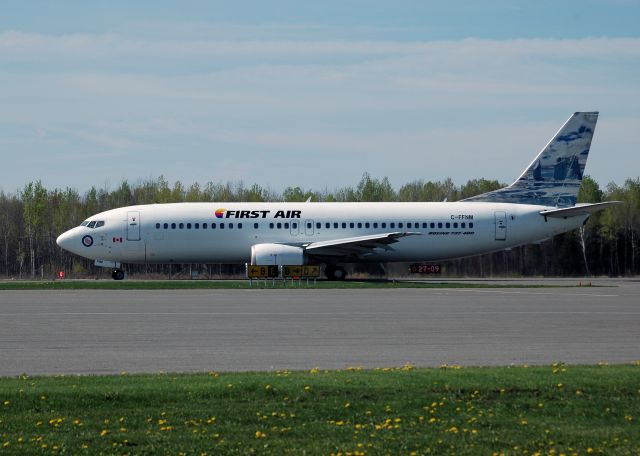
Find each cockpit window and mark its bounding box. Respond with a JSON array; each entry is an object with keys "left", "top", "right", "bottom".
[
  {"left": 87, "top": 221, "right": 96, "bottom": 228},
  {"left": 80, "top": 220, "right": 90, "bottom": 227},
  {"left": 95, "top": 221, "right": 105, "bottom": 228}
]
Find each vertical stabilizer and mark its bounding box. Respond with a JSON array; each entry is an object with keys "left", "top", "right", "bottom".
[{"left": 464, "top": 112, "right": 598, "bottom": 207}]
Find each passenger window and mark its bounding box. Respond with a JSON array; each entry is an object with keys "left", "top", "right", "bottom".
[
  {"left": 365, "top": 222, "right": 370, "bottom": 228},
  {"left": 453, "top": 222, "right": 458, "bottom": 228},
  {"left": 155, "top": 223, "right": 160, "bottom": 229},
  {"left": 373, "top": 222, "right": 378, "bottom": 228},
  {"left": 469, "top": 222, "right": 474, "bottom": 228},
  {"left": 212, "top": 223, "right": 216, "bottom": 229},
  {"left": 171, "top": 223, "right": 176, "bottom": 229},
  {"left": 438, "top": 222, "right": 442, "bottom": 228},
  {"left": 220, "top": 223, "right": 225, "bottom": 229},
  {"left": 195, "top": 223, "right": 199, "bottom": 229},
  {"left": 179, "top": 223, "right": 184, "bottom": 229},
  {"left": 357, "top": 222, "right": 362, "bottom": 228},
  {"left": 229, "top": 223, "right": 234, "bottom": 229},
  {"left": 254, "top": 223, "right": 259, "bottom": 229},
  {"left": 461, "top": 222, "right": 466, "bottom": 228},
  {"left": 390, "top": 222, "right": 395, "bottom": 228},
  {"left": 316, "top": 222, "right": 321, "bottom": 229},
  {"left": 203, "top": 223, "right": 207, "bottom": 229},
  {"left": 446, "top": 222, "right": 450, "bottom": 228},
  {"left": 350, "top": 222, "right": 355, "bottom": 228},
  {"left": 325, "top": 222, "right": 330, "bottom": 229},
  {"left": 422, "top": 223, "right": 427, "bottom": 228},
  {"left": 430, "top": 222, "right": 435, "bottom": 228},
  {"left": 238, "top": 223, "right": 242, "bottom": 229},
  {"left": 398, "top": 222, "right": 403, "bottom": 228},
  {"left": 277, "top": 223, "right": 282, "bottom": 229},
  {"left": 334, "top": 222, "right": 338, "bottom": 229},
  {"left": 187, "top": 223, "right": 192, "bottom": 229},
  {"left": 95, "top": 221, "right": 105, "bottom": 228},
  {"left": 164, "top": 223, "right": 168, "bottom": 229},
  {"left": 407, "top": 223, "right": 412, "bottom": 228},
  {"left": 382, "top": 222, "right": 386, "bottom": 228},
  {"left": 284, "top": 222, "right": 289, "bottom": 229},
  {"left": 293, "top": 222, "right": 298, "bottom": 229},
  {"left": 88, "top": 221, "right": 96, "bottom": 228},
  {"left": 342, "top": 222, "right": 346, "bottom": 229},
  {"left": 269, "top": 223, "right": 274, "bottom": 229},
  {"left": 307, "top": 222, "right": 312, "bottom": 229}
]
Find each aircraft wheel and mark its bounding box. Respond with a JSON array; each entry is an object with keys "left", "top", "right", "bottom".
[
  {"left": 112, "top": 269, "right": 125, "bottom": 280},
  {"left": 325, "top": 266, "right": 347, "bottom": 281}
]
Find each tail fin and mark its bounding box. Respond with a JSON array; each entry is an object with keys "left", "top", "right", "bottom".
[{"left": 464, "top": 112, "right": 598, "bottom": 207}]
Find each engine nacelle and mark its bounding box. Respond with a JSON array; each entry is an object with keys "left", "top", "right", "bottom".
[{"left": 251, "top": 243, "right": 305, "bottom": 266}]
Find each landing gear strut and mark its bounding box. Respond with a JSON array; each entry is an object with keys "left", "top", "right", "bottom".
[
  {"left": 112, "top": 269, "right": 125, "bottom": 280},
  {"left": 325, "top": 265, "right": 347, "bottom": 281}
]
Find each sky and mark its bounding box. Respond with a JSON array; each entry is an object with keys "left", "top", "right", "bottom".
[{"left": 1, "top": 0, "right": 639, "bottom": 194}]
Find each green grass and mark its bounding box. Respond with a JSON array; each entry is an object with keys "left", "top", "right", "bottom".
[
  {"left": 0, "top": 279, "right": 585, "bottom": 290},
  {"left": 1, "top": 364, "right": 639, "bottom": 454}
]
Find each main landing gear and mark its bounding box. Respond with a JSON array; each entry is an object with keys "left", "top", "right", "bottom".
[
  {"left": 325, "top": 265, "right": 347, "bottom": 281},
  {"left": 112, "top": 269, "right": 125, "bottom": 280}
]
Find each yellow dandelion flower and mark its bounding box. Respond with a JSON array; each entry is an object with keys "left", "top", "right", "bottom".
[
  {"left": 304, "top": 386, "right": 311, "bottom": 392},
  {"left": 100, "top": 430, "right": 109, "bottom": 437},
  {"left": 255, "top": 430, "right": 267, "bottom": 439},
  {"left": 2, "top": 401, "right": 9, "bottom": 406}
]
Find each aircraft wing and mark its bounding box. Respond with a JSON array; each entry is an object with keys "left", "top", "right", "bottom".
[
  {"left": 303, "top": 232, "right": 421, "bottom": 259},
  {"left": 539, "top": 201, "right": 621, "bottom": 218}
]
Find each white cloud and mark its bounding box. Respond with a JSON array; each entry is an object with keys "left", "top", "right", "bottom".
[{"left": 0, "top": 31, "right": 638, "bottom": 191}]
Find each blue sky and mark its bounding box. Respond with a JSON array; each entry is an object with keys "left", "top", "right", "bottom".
[{"left": 1, "top": 0, "right": 639, "bottom": 194}]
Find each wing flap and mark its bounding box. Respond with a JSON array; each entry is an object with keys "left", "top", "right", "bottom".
[{"left": 304, "top": 232, "right": 421, "bottom": 258}]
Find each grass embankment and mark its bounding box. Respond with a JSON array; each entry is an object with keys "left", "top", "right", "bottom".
[
  {"left": 1, "top": 365, "right": 638, "bottom": 455},
  {"left": 0, "top": 279, "right": 581, "bottom": 290}
]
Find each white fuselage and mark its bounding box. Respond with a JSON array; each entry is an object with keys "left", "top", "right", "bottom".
[{"left": 56, "top": 202, "right": 586, "bottom": 265}]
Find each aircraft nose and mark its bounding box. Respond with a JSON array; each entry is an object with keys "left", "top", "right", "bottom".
[
  {"left": 56, "top": 230, "right": 72, "bottom": 250},
  {"left": 56, "top": 228, "right": 81, "bottom": 253}
]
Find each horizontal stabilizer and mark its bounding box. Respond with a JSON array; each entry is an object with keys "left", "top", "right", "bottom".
[{"left": 539, "top": 201, "right": 621, "bottom": 218}]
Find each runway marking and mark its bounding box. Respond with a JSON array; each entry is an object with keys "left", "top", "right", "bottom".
[
  {"left": 444, "top": 289, "right": 619, "bottom": 297},
  {"left": 1, "top": 311, "right": 639, "bottom": 317}
]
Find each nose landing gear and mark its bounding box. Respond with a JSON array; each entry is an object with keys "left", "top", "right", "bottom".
[{"left": 112, "top": 269, "right": 125, "bottom": 280}]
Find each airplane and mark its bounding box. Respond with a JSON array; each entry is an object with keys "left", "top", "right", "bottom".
[{"left": 56, "top": 112, "right": 618, "bottom": 280}]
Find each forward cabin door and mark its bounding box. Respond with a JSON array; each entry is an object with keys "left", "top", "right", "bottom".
[
  {"left": 127, "top": 211, "right": 141, "bottom": 241},
  {"left": 494, "top": 211, "right": 507, "bottom": 240}
]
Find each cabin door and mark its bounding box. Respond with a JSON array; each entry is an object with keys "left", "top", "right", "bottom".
[
  {"left": 494, "top": 211, "right": 507, "bottom": 240},
  {"left": 127, "top": 211, "right": 141, "bottom": 241}
]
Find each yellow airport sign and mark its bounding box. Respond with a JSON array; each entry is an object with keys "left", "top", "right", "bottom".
[
  {"left": 247, "top": 265, "right": 279, "bottom": 278},
  {"left": 282, "top": 265, "right": 321, "bottom": 278}
]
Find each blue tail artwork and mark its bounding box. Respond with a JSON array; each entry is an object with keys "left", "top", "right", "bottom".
[{"left": 464, "top": 112, "right": 598, "bottom": 207}]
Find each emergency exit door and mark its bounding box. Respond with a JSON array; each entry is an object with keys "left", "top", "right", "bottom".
[
  {"left": 127, "top": 211, "right": 141, "bottom": 241},
  {"left": 494, "top": 211, "right": 507, "bottom": 240}
]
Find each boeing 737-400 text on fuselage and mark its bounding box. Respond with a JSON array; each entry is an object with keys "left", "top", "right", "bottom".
[{"left": 56, "top": 112, "right": 618, "bottom": 280}]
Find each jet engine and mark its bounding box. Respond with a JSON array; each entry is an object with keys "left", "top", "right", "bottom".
[{"left": 250, "top": 243, "right": 305, "bottom": 266}]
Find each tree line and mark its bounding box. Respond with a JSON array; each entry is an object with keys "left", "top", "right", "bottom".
[{"left": 0, "top": 174, "right": 638, "bottom": 279}]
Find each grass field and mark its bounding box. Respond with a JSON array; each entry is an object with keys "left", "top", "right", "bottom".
[
  {"left": 1, "top": 364, "right": 638, "bottom": 455},
  {"left": 0, "top": 279, "right": 585, "bottom": 290}
]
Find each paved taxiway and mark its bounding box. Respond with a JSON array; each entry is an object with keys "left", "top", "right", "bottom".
[{"left": 1, "top": 279, "right": 638, "bottom": 375}]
